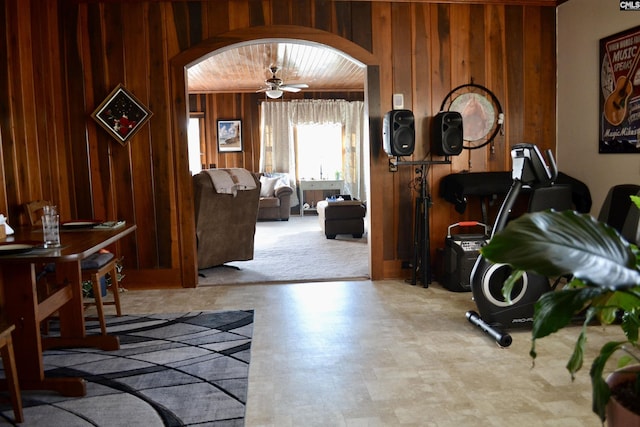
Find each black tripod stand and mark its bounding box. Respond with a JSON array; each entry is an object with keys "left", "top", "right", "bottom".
[
  {"left": 410, "top": 165, "right": 432, "bottom": 287},
  {"left": 389, "top": 157, "right": 450, "bottom": 288}
]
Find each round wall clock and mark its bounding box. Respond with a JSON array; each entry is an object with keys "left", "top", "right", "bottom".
[{"left": 440, "top": 83, "right": 504, "bottom": 150}]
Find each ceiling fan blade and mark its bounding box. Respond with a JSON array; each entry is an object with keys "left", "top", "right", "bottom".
[
  {"left": 280, "top": 83, "right": 309, "bottom": 93},
  {"left": 256, "top": 87, "right": 269, "bottom": 93},
  {"left": 283, "top": 83, "right": 309, "bottom": 89}
]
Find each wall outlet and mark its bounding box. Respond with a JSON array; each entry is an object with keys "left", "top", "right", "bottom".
[{"left": 393, "top": 93, "right": 404, "bottom": 109}]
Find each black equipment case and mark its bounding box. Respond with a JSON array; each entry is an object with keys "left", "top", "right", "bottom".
[{"left": 442, "top": 221, "right": 489, "bottom": 292}]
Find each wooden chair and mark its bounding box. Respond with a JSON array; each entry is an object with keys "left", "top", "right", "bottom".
[
  {"left": 24, "top": 201, "right": 124, "bottom": 336},
  {"left": 24, "top": 200, "right": 52, "bottom": 226},
  {"left": 81, "top": 252, "right": 123, "bottom": 335},
  {"left": 25, "top": 200, "right": 57, "bottom": 333},
  {"left": 0, "top": 321, "right": 23, "bottom": 423}
]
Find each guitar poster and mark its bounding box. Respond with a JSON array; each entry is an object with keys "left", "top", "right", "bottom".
[{"left": 600, "top": 25, "right": 640, "bottom": 153}]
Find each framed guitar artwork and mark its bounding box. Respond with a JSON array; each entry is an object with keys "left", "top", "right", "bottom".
[{"left": 599, "top": 25, "right": 640, "bottom": 153}]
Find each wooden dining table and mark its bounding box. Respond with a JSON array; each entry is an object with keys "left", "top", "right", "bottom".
[{"left": 0, "top": 223, "right": 136, "bottom": 397}]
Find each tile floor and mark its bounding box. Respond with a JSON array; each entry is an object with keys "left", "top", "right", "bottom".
[{"left": 120, "top": 279, "right": 618, "bottom": 426}]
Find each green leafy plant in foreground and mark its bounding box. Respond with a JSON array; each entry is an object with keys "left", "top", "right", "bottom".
[{"left": 480, "top": 195, "right": 640, "bottom": 422}]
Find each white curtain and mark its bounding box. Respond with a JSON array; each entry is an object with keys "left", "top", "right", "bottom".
[
  {"left": 339, "top": 101, "right": 365, "bottom": 201},
  {"left": 259, "top": 101, "right": 298, "bottom": 205},
  {"left": 260, "top": 99, "right": 366, "bottom": 205}
]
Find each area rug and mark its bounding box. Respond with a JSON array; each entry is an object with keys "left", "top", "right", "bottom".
[
  {"left": 0, "top": 311, "right": 254, "bottom": 426},
  {"left": 197, "top": 215, "right": 369, "bottom": 285}
]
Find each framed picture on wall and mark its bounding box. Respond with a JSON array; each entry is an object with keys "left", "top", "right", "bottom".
[
  {"left": 217, "top": 119, "right": 243, "bottom": 152},
  {"left": 91, "top": 84, "right": 153, "bottom": 146},
  {"left": 599, "top": 25, "right": 640, "bottom": 153}
]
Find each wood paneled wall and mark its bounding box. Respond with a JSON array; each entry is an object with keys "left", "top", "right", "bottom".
[{"left": 0, "top": 0, "right": 556, "bottom": 288}]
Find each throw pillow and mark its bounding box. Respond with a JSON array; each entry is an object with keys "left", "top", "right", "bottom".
[
  {"left": 268, "top": 172, "right": 290, "bottom": 190},
  {"left": 259, "top": 176, "right": 279, "bottom": 198}
]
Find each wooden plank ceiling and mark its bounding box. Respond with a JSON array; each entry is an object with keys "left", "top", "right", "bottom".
[{"left": 187, "top": 41, "right": 366, "bottom": 94}]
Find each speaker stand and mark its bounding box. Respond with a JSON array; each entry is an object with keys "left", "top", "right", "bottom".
[
  {"left": 389, "top": 157, "right": 451, "bottom": 172},
  {"left": 390, "top": 157, "right": 451, "bottom": 287},
  {"left": 410, "top": 165, "right": 431, "bottom": 287}
]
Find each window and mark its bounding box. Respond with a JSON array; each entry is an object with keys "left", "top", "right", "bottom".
[
  {"left": 188, "top": 117, "right": 202, "bottom": 175},
  {"left": 295, "top": 123, "right": 342, "bottom": 180}
]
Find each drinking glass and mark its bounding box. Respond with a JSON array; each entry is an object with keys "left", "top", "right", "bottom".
[{"left": 42, "top": 210, "right": 60, "bottom": 248}]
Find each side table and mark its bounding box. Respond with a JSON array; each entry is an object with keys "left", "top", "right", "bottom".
[{"left": 298, "top": 179, "right": 343, "bottom": 216}]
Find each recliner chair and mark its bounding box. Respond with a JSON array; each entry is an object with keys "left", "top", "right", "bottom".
[{"left": 193, "top": 169, "right": 260, "bottom": 269}]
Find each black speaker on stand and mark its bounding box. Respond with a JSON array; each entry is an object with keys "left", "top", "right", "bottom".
[
  {"left": 432, "top": 111, "right": 463, "bottom": 156},
  {"left": 383, "top": 110, "right": 415, "bottom": 156},
  {"left": 384, "top": 110, "right": 457, "bottom": 287}
]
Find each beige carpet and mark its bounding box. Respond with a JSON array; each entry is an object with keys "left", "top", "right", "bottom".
[{"left": 197, "top": 215, "right": 369, "bottom": 285}]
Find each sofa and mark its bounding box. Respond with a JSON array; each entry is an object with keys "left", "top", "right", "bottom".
[
  {"left": 193, "top": 168, "right": 260, "bottom": 269},
  {"left": 255, "top": 173, "right": 294, "bottom": 221}
]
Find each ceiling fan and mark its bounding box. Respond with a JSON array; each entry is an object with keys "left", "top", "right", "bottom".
[{"left": 257, "top": 66, "right": 309, "bottom": 99}]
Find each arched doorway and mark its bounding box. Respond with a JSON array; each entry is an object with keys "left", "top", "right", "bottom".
[{"left": 170, "top": 26, "right": 382, "bottom": 287}]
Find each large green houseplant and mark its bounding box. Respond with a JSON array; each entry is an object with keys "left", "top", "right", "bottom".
[{"left": 479, "top": 196, "right": 640, "bottom": 423}]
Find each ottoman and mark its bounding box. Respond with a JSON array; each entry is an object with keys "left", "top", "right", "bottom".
[{"left": 316, "top": 200, "right": 366, "bottom": 239}]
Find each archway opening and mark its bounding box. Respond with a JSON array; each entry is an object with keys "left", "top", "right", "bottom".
[{"left": 170, "top": 26, "right": 381, "bottom": 287}]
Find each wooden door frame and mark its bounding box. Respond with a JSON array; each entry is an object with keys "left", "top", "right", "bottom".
[{"left": 170, "top": 25, "right": 382, "bottom": 287}]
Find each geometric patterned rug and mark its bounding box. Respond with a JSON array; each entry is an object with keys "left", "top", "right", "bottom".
[{"left": 0, "top": 311, "right": 253, "bottom": 426}]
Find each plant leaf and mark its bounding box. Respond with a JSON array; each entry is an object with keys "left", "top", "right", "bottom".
[
  {"left": 608, "top": 290, "right": 640, "bottom": 314},
  {"left": 590, "top": 341, "right": 625, "bottom": 422},
  {"left": 591, "top": 371, "right": 610, "bottom": 423},
  {"left": 501, "top": 270, "right": 524, "bottom": 304},
  {"left": 566, "top": 325, "right": 587, "bottom": 379},
  {"left": 617, "top": 354, "right": 634, "bottom": 369},
  {"left": 622, "top": 307, "right": 640, "bottom": 344},
  {"left": 531, "top": 287, "right": 605, "bottom": 339},
  {"left": 481, "top": 210, "right": 640, "bottom": 290}
]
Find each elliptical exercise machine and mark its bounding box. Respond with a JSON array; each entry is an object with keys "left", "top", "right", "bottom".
[{"left": 466, "top": 143, "right": 570, "bottom": 347}]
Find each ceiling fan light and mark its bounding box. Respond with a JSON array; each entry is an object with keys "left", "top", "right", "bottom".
[{"left": 266, "top": 89, "right": 283, "bottom": 99}]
